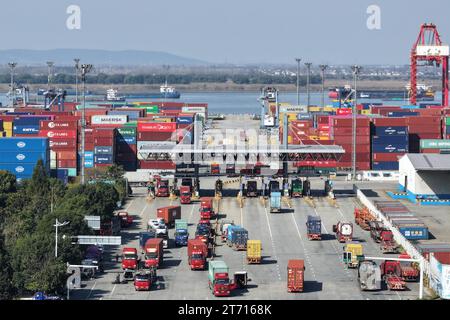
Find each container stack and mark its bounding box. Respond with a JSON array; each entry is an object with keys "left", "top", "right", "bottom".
[
  {"left": 137, "top": 122, "right": 177, "bottom": 170},
  {"left": 93, "top": 128, "right": 116, "bottom": 168},
  {"left": 115, "top": 126, "right": 137, "bottom": 171},
  {"left": 330, "top": 116, "right": 371, "bottom": 170},
  {"left": 407, "top": 116, "right": 442, "bottom": 153},
  {"left": 0, "top": 137, "right": 50, "bottom": 180},
  {"left": 13, "top": 115, "right": 52, "bottom": 137},
  {"left": 420, "top": 139, "right": 450, "bottom": 154},
  {"left": 372, "top": 118, "right": 409, "bottom": 170},
  {"left": 176, "top": 113, "right": 195, "bottom": 145}
]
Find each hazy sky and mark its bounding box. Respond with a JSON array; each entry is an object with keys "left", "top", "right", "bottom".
[{"left": 1, "top": 0, "right": 448, "bottom": 65}]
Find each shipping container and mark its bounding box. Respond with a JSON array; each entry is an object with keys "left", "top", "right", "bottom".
[
  {"left": 39, "top": 130, "right": 77, "bottom": 139},
  {"left": 372, "top": 161, "right": 399, "bottom": 170},
  {"left": 287, "top": 260, "right": 305, "bottom": 292},
  {"left": 0, "top": 137, "right": 49, "bottom": 151},
  {"left": 373, "top": 126, "right": 408, "bottom": 136}
]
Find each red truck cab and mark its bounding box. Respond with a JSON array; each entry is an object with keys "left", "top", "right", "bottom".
[
  {"left": 398, "top": 254, "right": 419, "bottom": 281},
  {"left": 188, "top": 239, "right": 208, "bottom": 270},
  {"left": 121, "top": 248, "right": 138, "bottom": 270},
  {"left": 380, "top": 260, "right": 406, "bottom": 290},
  {"left": 144, "top": 238, "right": 163, "bottom": 268},
  {"left": 180, "top": 185, "right": 192, "bottom": 204},
  {"left": 200, "top": 197, "right": 214, "bottom": 220},
  {"left": 117, "top": 211, "right": 133, "bottom": 228},
  {"left": 134, "top": 273, "right": 152, "bottom": 291},
  {"left": 156, "top": 179, "right": 169, "bottom": 197},
  {"left": 213, "top": 273, "right": 232, "bottom": 296},
  {"left": 380, "top": 230, "right": 398, "bottom": 253}
]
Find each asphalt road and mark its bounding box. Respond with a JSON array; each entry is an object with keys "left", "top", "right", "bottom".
[{"left": 70, "top": 180, "right": 422, "bottom": 300}]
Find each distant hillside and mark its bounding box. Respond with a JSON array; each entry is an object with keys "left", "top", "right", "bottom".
[{"left": 0, "top": 49, "right": 208, "bottom": 66}]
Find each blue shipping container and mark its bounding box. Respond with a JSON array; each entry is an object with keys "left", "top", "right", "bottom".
[
  {"left": 94, "top": 155, "right": 114, "bottom": 164},
  {"left": 387, "top": 112, "right": 419, "bottom": 117},
  {"left": 0, "top": 137, "right": 49, "bottom": 151},
  {"left": 56, "top": 169, "right": 69, "bottom": 184},
  {"left": 372, "top": 161, "right": 399, "bottom": 170},
  {"left": 372, "top": 144, "right": 408, "bottom": 153},
  {"left": 176, "top": 117, "right": 193, "bottom": 124},
  {"left": 116, "top": 136, "right": 136, "bottom": 144},
  {"left": 84, "top": 151, "right": 94, "bottom": 159},
  {"left": 374, "top": 126, "right": 408, "bottom": 136},
  {"left": 0, "top": 162, "right": 49, "bottom": 177},
  {"left": 0, "top": 151, "right": 49, "bottom": 163},
  {"left": 108, "top": 110, "right": 140, "bottom": 121},
  {"left": 397, "top": 225, "right": 429, "bottom": 240},
  {"left": 372, "top": 135, "right": 409, "bottom": 144},
  {"left": 84, "top": 159, "right": 94, "bottom": 168},
  {"left": 13, "top": 125, "right": 40, "bottom": 135},
  {"left": 94, "top": 146, "right": 113, "bottom": 154}
]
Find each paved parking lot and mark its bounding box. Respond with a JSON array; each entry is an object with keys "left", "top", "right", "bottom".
[{"left": 70, "top": 180, "right": 423, "bottom": 300}]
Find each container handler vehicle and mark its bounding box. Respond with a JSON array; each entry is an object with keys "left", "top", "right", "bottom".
[
  {"left": 380, "top": 260, "right": 407, "bottom": 290},
  {"left": 333, "top": 221, "right": 353, "bottom": 243}
]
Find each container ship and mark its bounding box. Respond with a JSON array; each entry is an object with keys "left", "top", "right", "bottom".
[
  {"left": 329, "top": 84, "right": 435, "bottom": 101},
  {"left": 125, "top": 84, "right": 181, "bottom": 100}
]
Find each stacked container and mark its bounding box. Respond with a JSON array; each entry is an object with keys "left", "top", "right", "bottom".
[
  {"left": 371, "top": 122, "right": 409, "bottom": 170},
  {"left": 0, "top": 137, "right": 50, "bottom": 180},
  {"left": 115, "top": 126, "right": 137, "bottom": 171},
  {"left": 407, "top": 116, "right": 442, "bottom": 153},
  {"left": 13, "top": 116, "right": 52, "bottom": 136},
  {"left": 330, "top": 116, "right": 371, "bottom": 170},
  {"left": 93, "top": 128, "right": 115, "bottom": 167},
  {"left": 420, "top": 139, "right": 450, "bottom": 154}
]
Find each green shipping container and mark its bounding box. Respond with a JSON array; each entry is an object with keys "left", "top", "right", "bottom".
[
  {"left": 67, "top": 168, "right": 77, "bottom": 177},
  {"left": 446, "top": 117, "right": 450, "bottom": 126},
  {"left": 124, "top": 121, "right": 137, "bottom": 127},
  {"left": 117, "top": 127, "right": 136, "bottom": 136},
  {"left": 420, "top": 139, "right": 450, "bottom": 149}
]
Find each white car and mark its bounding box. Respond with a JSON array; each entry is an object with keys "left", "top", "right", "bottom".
[{"left": 148, "top": 219, "right": 168, "bottom": 235}]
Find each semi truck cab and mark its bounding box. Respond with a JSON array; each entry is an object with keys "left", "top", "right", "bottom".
[{"left": 121, "top": 248, "right": 138, "bottom": 270}]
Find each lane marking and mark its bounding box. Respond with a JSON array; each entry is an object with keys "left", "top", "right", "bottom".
[
  {"left": 125, "top": 198, "right": 135, "bottom": 211},
  {"left": 110, "top": 284, "right": 117, "bottom": 298},
  {"left": 262, "top": 205, "right": 282, "bottom": 281},
  {"left": 86, "top": 281, "right": 97, "bottom": 300},
  {"left": 139, "top": 202, "right": 148, "bottom": 217}
]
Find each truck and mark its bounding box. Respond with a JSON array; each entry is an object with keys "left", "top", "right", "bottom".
[
  {"left": 397, "top": 254, "right": 420, "bottom": 281},
  {"left": 180, "top": 186, "right": 192, "bottom": 204},
  {"left": 379, "top": 230, "right": 399, "bottom": 254},
  {"left": 354, "top": 207, "right": 375, "bottom": 231},
  {"left": 358, "top": 260, "right": 382, "bottom": 291},
  {"left": 121, "top": 247, "right": 139, "bottom": 270},
  {"left": 195, "top": 223, "right": 212, "bottom": 244},
  {"left": 246, "top": 181, "right": 258, "bottom": 197},
  {"left": 134, "top": 269, "right": 157, "bottom": 291},
  {"left": 270, "top": 191, "right": 282, "bottom": 213},
  {"left": 227, "top": 226, "right": 248, "bottom": 251},
  {"left": 181, "top": 178, "right": 193, "bottom": 192},
  {"left": 306, "top": 215, "right": 322, "bottom": 240},
  {"left": 380, "top": 260, "right": 407, "bottom": 290},
  {"left": 117, "top": 211, "right": 133, "bottom": 228},
  {"left": 247, "top": 240, "right": 262, "bottom": 264},
  {"left": 287, "top": 259, "right": 305, "bottom": 292},
  {"left": 144, "top": 238, "right": 164, "bottom": 268},
  {"left": 157, "top": 205, "right": 181, "bottom": 228},
  {"left": 211, "top": 163, "right": 220, "bottom": 175},
  {"left": 187, "top": 239, "right": 208, "bottom": 270},
  {"left": 333, "top": 221, "right": 353, "bottom": 243},
  {"left": 156, "top": 179, "right": 169, "bottom": 197},
  {"left": 100, "top": 216, "right": 121, "bottom": 236},
  {"left": 139, "top": 231, "right": 156, "bottom": 253},
  {"left": 342, "top": 243, "right": 364, "bottom": 268},
  {"left": 200, "top": 197, "right": 214, "bottom": 219},
  {"left": 208, "top": 260, "right": 233, "bottom": 297},
  {"left": 174, "top": 219, "right": 189, "bottom": 246},
  {"left": 220, "top": 220, "right": 234, "bottom": 243},
  {"left": 369, "top": 221, "right": 385, "bottom": 242},
  {"left": 291, "top": 179, "right": 303, "bottom": 197}
]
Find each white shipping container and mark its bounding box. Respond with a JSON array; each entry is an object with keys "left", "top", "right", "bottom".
[
  {"left": 430, "top": 254, "right": 450, "bottom": 299},
  {"left": 182, "top": 106, "right": 206, "bottom": 113},
  {"left": 91, "top": 115, "right": 128, "bottom": 125}
]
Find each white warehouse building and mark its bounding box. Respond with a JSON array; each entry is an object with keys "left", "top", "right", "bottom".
[{"left": 398, "top": 154, "right": 450, "bottom": 199}]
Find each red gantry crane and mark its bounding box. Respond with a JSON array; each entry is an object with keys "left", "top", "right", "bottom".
[{"left": 410, "top": 23, "right": 449, "bottom": 106}]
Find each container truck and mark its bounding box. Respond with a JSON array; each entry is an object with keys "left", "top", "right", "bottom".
[
  {"left": 270, "top": 191, "right": 282, "bottom": 213},
  {"left": 227, "top": 226, "right": 248, "bottom": 251},
  {"left": 180, "top": 186, "right": 192, "bottom": 204},
  {"left": 211, "top": 163, "right": 220, "bottom": 175},
  {"left": 379, "top": 230, "right": 399, "bottom": 254},
  {"left": 134, "top": 269, "right": 157, "bottom": 291},
  {"left": 208, "top": 260, "right": 233, "bottom": 297},
  {"left": 121, "top": 247, "right": 138, "bottom": 270},
  {"left": 306, "top": 215, "right": 322, "bottom": 240},
  {"left": 200, "top": 197, "right": 214, "bottom": 219},
  {"left": 246, "top": 181, "right": 258, "bottom": 197},
  {"left": 291, "top": 179, "right": 303, "bottom": 198},
  {"left": 333, "top": 221, "right": 353, "bottom": 242},
  {"left": 220, "top": 220, "right": 234, "bottom": 242},
  {"left": 187, "top": 239, "right": 208, "bottom": 270},
  {"left": 369, "top": 221, "right": 385, "bottom": 242},
  {"left": 139, "top": 231, "right": 156, "bottom": 253},
  {"left": 144, "top": 238, "right": 164, "bottom": 268},
  {"left": 156, "top": 179, "right": 169, "bottom": 197},
  {"left": 397, "top": 254, "right": 420, "bottom": 281},
  {"left": 380, "top": 260, "right": 407, "bottom": 290},
  {"left": 287, "top": 259, "right": 305, "bottom": 292},
  {"left": 358, "top": 260, "right": 382, "bottom": 291},
  {"left": 354, "top": 207, "right": 375, "bottom": 231},
  {"left": 246, "top": 240, "right": 262, "bottom": 264},
  {"left": 343, "top": 243, "right": 364, "bottom": 268},
  {"left": 174, "top": 219, "right": 189, "bottom": 246},
  {"left": 117, "top": 211, "right": 133, "bottom": 228},
  {"left": 157, "top": 205, "right": 181, "bottom": 228}
]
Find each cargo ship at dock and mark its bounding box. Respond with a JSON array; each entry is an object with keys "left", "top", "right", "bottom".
[{"left": 329, "top": 84, "right": 435, "bottom": 101}]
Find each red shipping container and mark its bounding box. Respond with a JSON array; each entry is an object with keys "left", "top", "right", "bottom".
[
  {"left": 39, "top": 130, "right": 77, "bottom": 139},
  {"left": 56, "top": 151, "right": 77, "bottom": 160},
  {"left": 332, "top": 127, "right": 370, "bottom": 136},
  {"left": 40, "top": 120, "right": 78, "bottom": 130},
  {"left": 84, "top": 143, "right": 95, "bottom": 151},
  {"left": 291, "top": 120, "right": 312, "bottom": 129},
  {"left": 408, "top": 125, "right": 441, "bottom": 134},
  {"left": 334, "top": 135, "right": 370, "bottom": 145},
  {"left": 93, "top": 128, "right": 115, "bottom": 137},
  {"left": 49, "top": 139, "right": 77, "bottom": 149},
  {"left": 372, "top": 153, "right": 405, "bottom": 161},
  {"left": 94, "top": 137, "right": 114, "bottom": 146},
  {"left": 372, "top": 117, "right": 408, "bottom": 126},
  {"left": 317, "top": 116, "right": 329, "bottom": 124},
  {"left": 137, "top": 132, "right": 174, "bottom": 141},
  {"left": 332, "top": 118, "right": 370, "bottom": 127},
  {"left": 57, "top": 160, "right": 77, "bottom": 168},
  {"left": 420, "top": 149, "right": 441, "bottom": 154},
  {"left": 336, "top": 108, "right": 352, "bottom": 115},
  {"left": 339, "top": 153, "right": 371, "bottom": 162},
  {"left": 293, "top": 160, "right": 337, "bottom": 168},
  {"left": 138, "top": 160, "right": 176, "bottom": 170},
  {"left": 338, "top": 144, "right": 371, "bottom": 153},
  {"left": 337, "top": 162, "right": 371, "bottom": 170},
  {"left": 138, "top": 122, "right": 177, "bottom": 132},
  {"left": 407, "top": 117, "right": 441, "bottom": 125}
]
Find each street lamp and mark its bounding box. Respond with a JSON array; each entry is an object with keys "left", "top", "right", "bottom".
[
  {"left": 295, "top": 58, "right": 301, "bottom": 105},
  {"left": 54, "top": 219, "right": 70, "bottom": 258},
  {"left": 74, "top": 58, "right": 80, "bottom": 103},
  {"left": 46, "top": 61, "right": 54, "bottom": 90},
  {"left": 304, "top": 62, "right": 312, "bottom": 107},
  {"left": 8, "top": 62, "right": 17, "bottom": 106},
  {"left": 351, "top": 65, "right": 362, "bottom": 180},
  {"left": 319, "top": 64, "right": 328, "bottom": 108},
  {"left": 80, "top": 64, "right": 93, "bottom": 185}
]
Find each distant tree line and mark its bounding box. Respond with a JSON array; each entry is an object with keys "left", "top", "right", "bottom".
[
  {"left": 0, "top": 162, "right": 127, "bottom": 299},
  {"left": 0, "top": 73, "right": 324, "bottom": 85}
]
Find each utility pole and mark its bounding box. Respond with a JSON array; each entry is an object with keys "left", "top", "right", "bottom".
[
  {"left": 46, "top": 61, "right": 54, "bottom": 91},
  {"left": 8, "top": 62, "right": 17, "bottom": 106},
  {"left": 80, "top": 64, "right": 93, "bottom": 185},
  {"left": 54, "top": 219, "right": 70, "bottom": 258},
  {"left": 305, "top": 62, "right": 312, "bottom": 107},
  {"left": 74, "top": 59, "right": 80, "bottom": 103},
  {"left": 295, "top": 58, "right": 301, "bottom": 105},
  {"left": 319, "top": 64, "right": 328, "bottom": 108},
  {"left": 351, "top": 65, "right": 362, "bottom": 180}
]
